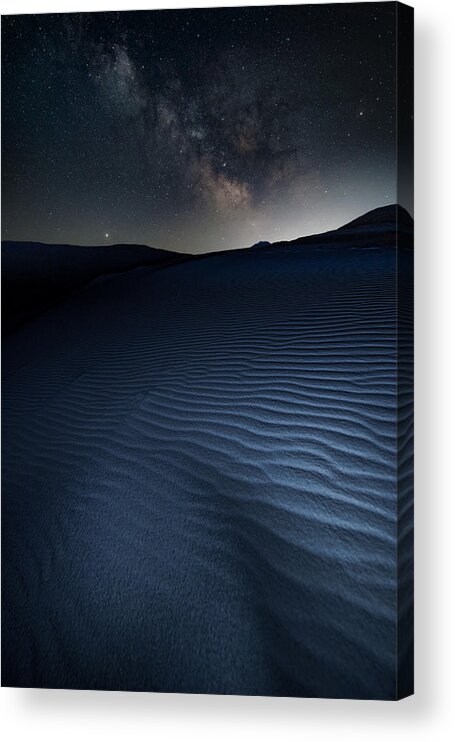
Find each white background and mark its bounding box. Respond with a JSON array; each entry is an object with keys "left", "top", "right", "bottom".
[{"left": 1, "top": 0, "right": 454, "bottom": 739}]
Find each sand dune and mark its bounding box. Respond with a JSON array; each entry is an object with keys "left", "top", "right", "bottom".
[
  {"left": 1, "top": 240, "right": 188, "bottom": 333},
  {"left": 1, "top": 206, "right": 413, "bottom": 698}
]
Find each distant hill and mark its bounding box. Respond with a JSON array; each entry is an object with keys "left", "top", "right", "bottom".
[
  {"left": 341, "top": 204, "right": 413, "bottom": 230},
  {"left": 261, "top": 204, "right": 413, "bottom": 251}
]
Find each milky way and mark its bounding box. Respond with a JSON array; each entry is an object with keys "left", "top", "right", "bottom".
[{"left": 2, "top": 4, "right": 409, "bottom": 253}]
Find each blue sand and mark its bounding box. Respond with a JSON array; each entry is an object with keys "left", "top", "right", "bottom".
[{"left": 1, "top": 207, "right": 413, "bottom": 698}]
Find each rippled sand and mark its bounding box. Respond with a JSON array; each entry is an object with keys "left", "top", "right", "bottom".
[{"left": 2, "top": 211, "right": 413, "bottom": 698}]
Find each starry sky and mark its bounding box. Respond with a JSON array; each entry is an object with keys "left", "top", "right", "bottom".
[{"left": 2, "top": 3, "right": 409, "bottom": 253}]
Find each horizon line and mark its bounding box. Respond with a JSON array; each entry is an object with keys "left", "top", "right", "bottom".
[{"left": 1, "top": 203, "right": 413, "bottom": 256}]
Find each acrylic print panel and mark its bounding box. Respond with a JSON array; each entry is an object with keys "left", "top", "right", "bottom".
[{"left": 1, "top": 3, "right": 414, "bottom": 699}]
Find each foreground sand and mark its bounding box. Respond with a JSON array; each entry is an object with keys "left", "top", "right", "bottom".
[{"left": 2, "top": 207, "right": 413, "bottom": 698}]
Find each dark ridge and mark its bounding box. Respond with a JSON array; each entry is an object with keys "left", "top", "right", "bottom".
[{"left": 1, "top": 241, "right": 191, "bottom": 334}]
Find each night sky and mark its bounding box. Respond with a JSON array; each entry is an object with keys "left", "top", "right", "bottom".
[{"left": 2, "top": 3, "right": 407, "bottom": 254}]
